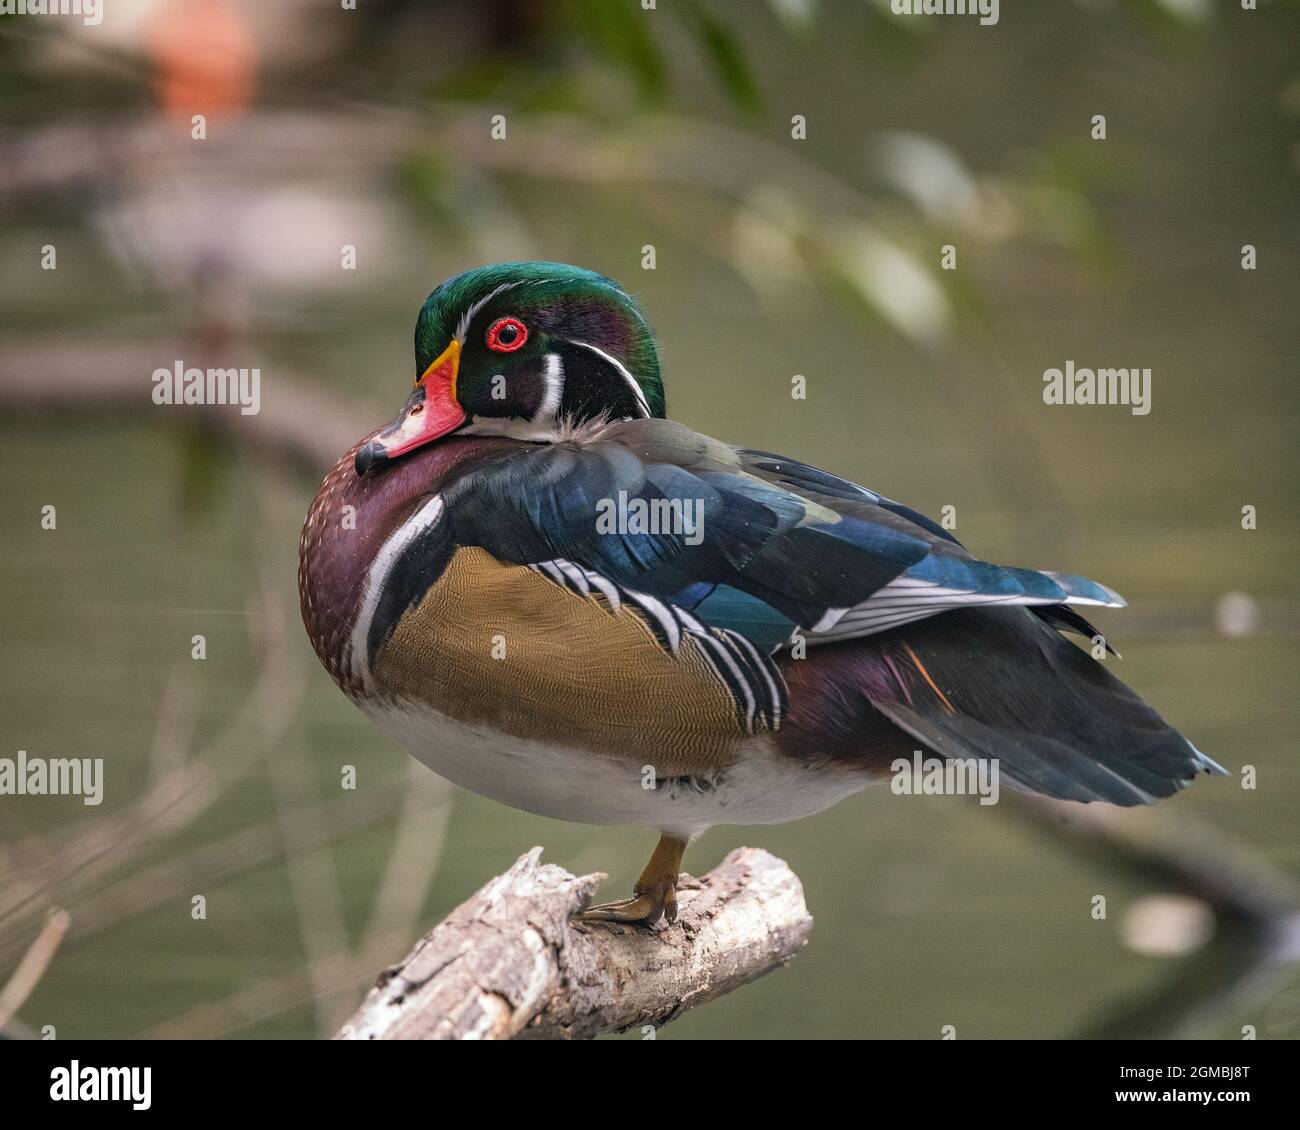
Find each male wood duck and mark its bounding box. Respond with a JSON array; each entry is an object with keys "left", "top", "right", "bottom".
[{"left": 298, "top": 262, "right": 1225, "bottom": 925}]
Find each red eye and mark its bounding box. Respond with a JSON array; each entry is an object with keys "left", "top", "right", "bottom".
[{"left": 486, "top": 317, "right": 528, "bottom": 353}]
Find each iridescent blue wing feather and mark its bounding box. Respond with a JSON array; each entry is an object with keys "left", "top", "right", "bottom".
[{"left": 444, "top": 418, "right": 1123, "bottom": 655}]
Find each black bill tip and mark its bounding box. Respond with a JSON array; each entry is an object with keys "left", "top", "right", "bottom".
[{"left": 354, "top": 440, "right": 388, "bottom": 476}]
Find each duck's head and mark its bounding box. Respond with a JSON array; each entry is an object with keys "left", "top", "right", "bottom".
[{"left": 355, "top": 262, "right": 663, "bottom": 475}]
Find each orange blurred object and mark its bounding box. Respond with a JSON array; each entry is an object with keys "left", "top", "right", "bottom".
[{"left": 149, "top": 0, "right": 256, "bottom": 126}]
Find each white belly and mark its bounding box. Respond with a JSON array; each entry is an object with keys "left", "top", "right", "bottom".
[{"left": 357, "top": 696, "right": 869, "bottom": 839}]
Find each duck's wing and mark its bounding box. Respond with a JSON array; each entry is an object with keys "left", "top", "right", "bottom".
[
  {"left": 780, "top": 606, "right": 1226, "bottom": 805},
  {"left": 375, "top": 421, "right": 1218, "bottom": 802},
  {"left": 443, "top": 417, "right": 1123, "bottom": 655}
]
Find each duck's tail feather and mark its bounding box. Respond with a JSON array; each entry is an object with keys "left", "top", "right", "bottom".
[{"left": 794, "top": 606, "right": 1223, "bottom": 806}]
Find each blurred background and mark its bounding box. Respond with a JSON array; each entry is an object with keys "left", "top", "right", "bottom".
[{"left": 1, "top": 0, "right": 1297, "bottom": 1040}]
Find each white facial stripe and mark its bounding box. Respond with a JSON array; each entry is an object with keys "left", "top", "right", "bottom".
[
  {"left": 455, "top": 281, "right": 525, "bottom": 344},
  {"left": 570, "top": 341, "right": 651, "bottom": 418},
  {"left": 348, "top": 495, "right": 445, "bottom": 687},
  {"left": 532, "top": 352, "right": 565, "bottom": 425}
]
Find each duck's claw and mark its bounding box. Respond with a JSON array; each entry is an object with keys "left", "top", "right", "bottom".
[
  {"left": 575, "top": 834, "right": 685, "bottom": 926},
  {"left": 577, "top": 881, "right": 678, "bottom": 926}
]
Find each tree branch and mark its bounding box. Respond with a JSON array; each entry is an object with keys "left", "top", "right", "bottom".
[
  {"left": 336, "top": 846, "right": 813, "bottom": 1041},
  {"left": 1012, "top": 797, "right": 1300, "bottom": 1038},
  {"left": 0, "top": 341, "right": 359, "bottom": 475},
  {"left": 0, "top": 910, "right": 70, "bottom": 1033}
]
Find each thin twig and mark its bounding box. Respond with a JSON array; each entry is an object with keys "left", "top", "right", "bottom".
[{"left": 0, "top": 909, "right": 71, "bottom": 1031}]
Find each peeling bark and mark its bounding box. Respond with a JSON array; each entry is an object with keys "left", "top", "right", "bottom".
[{"left": 336, "top": 847, "right": 813, "bottom": 1040}]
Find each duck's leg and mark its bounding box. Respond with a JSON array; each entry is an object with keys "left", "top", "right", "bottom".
[{"left": 577, "top": 834, "right": 687, "bottom": 925}]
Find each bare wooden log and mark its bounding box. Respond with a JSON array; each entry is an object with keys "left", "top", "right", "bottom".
[{"left": 336, "top": 846, "right": 813, "bottom": 1040}]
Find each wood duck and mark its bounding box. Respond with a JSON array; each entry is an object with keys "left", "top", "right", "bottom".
[{"left": 298, "top": 262, "right": 1225, "bottom": 925}]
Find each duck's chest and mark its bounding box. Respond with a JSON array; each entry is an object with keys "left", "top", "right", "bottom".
[
  {"left": 354, "top": 694, "right": 868, "bottom": 838},
  {"left": 356, "top": 543, "right": 757, "bottom": 775},
  {"left": 302, "top": 441, "right": 867, "bottom": 835}
]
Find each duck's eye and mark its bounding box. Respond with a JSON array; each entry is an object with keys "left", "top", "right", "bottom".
[{"left": 486, "top": 317, "right": 528, "bottom": 353}]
